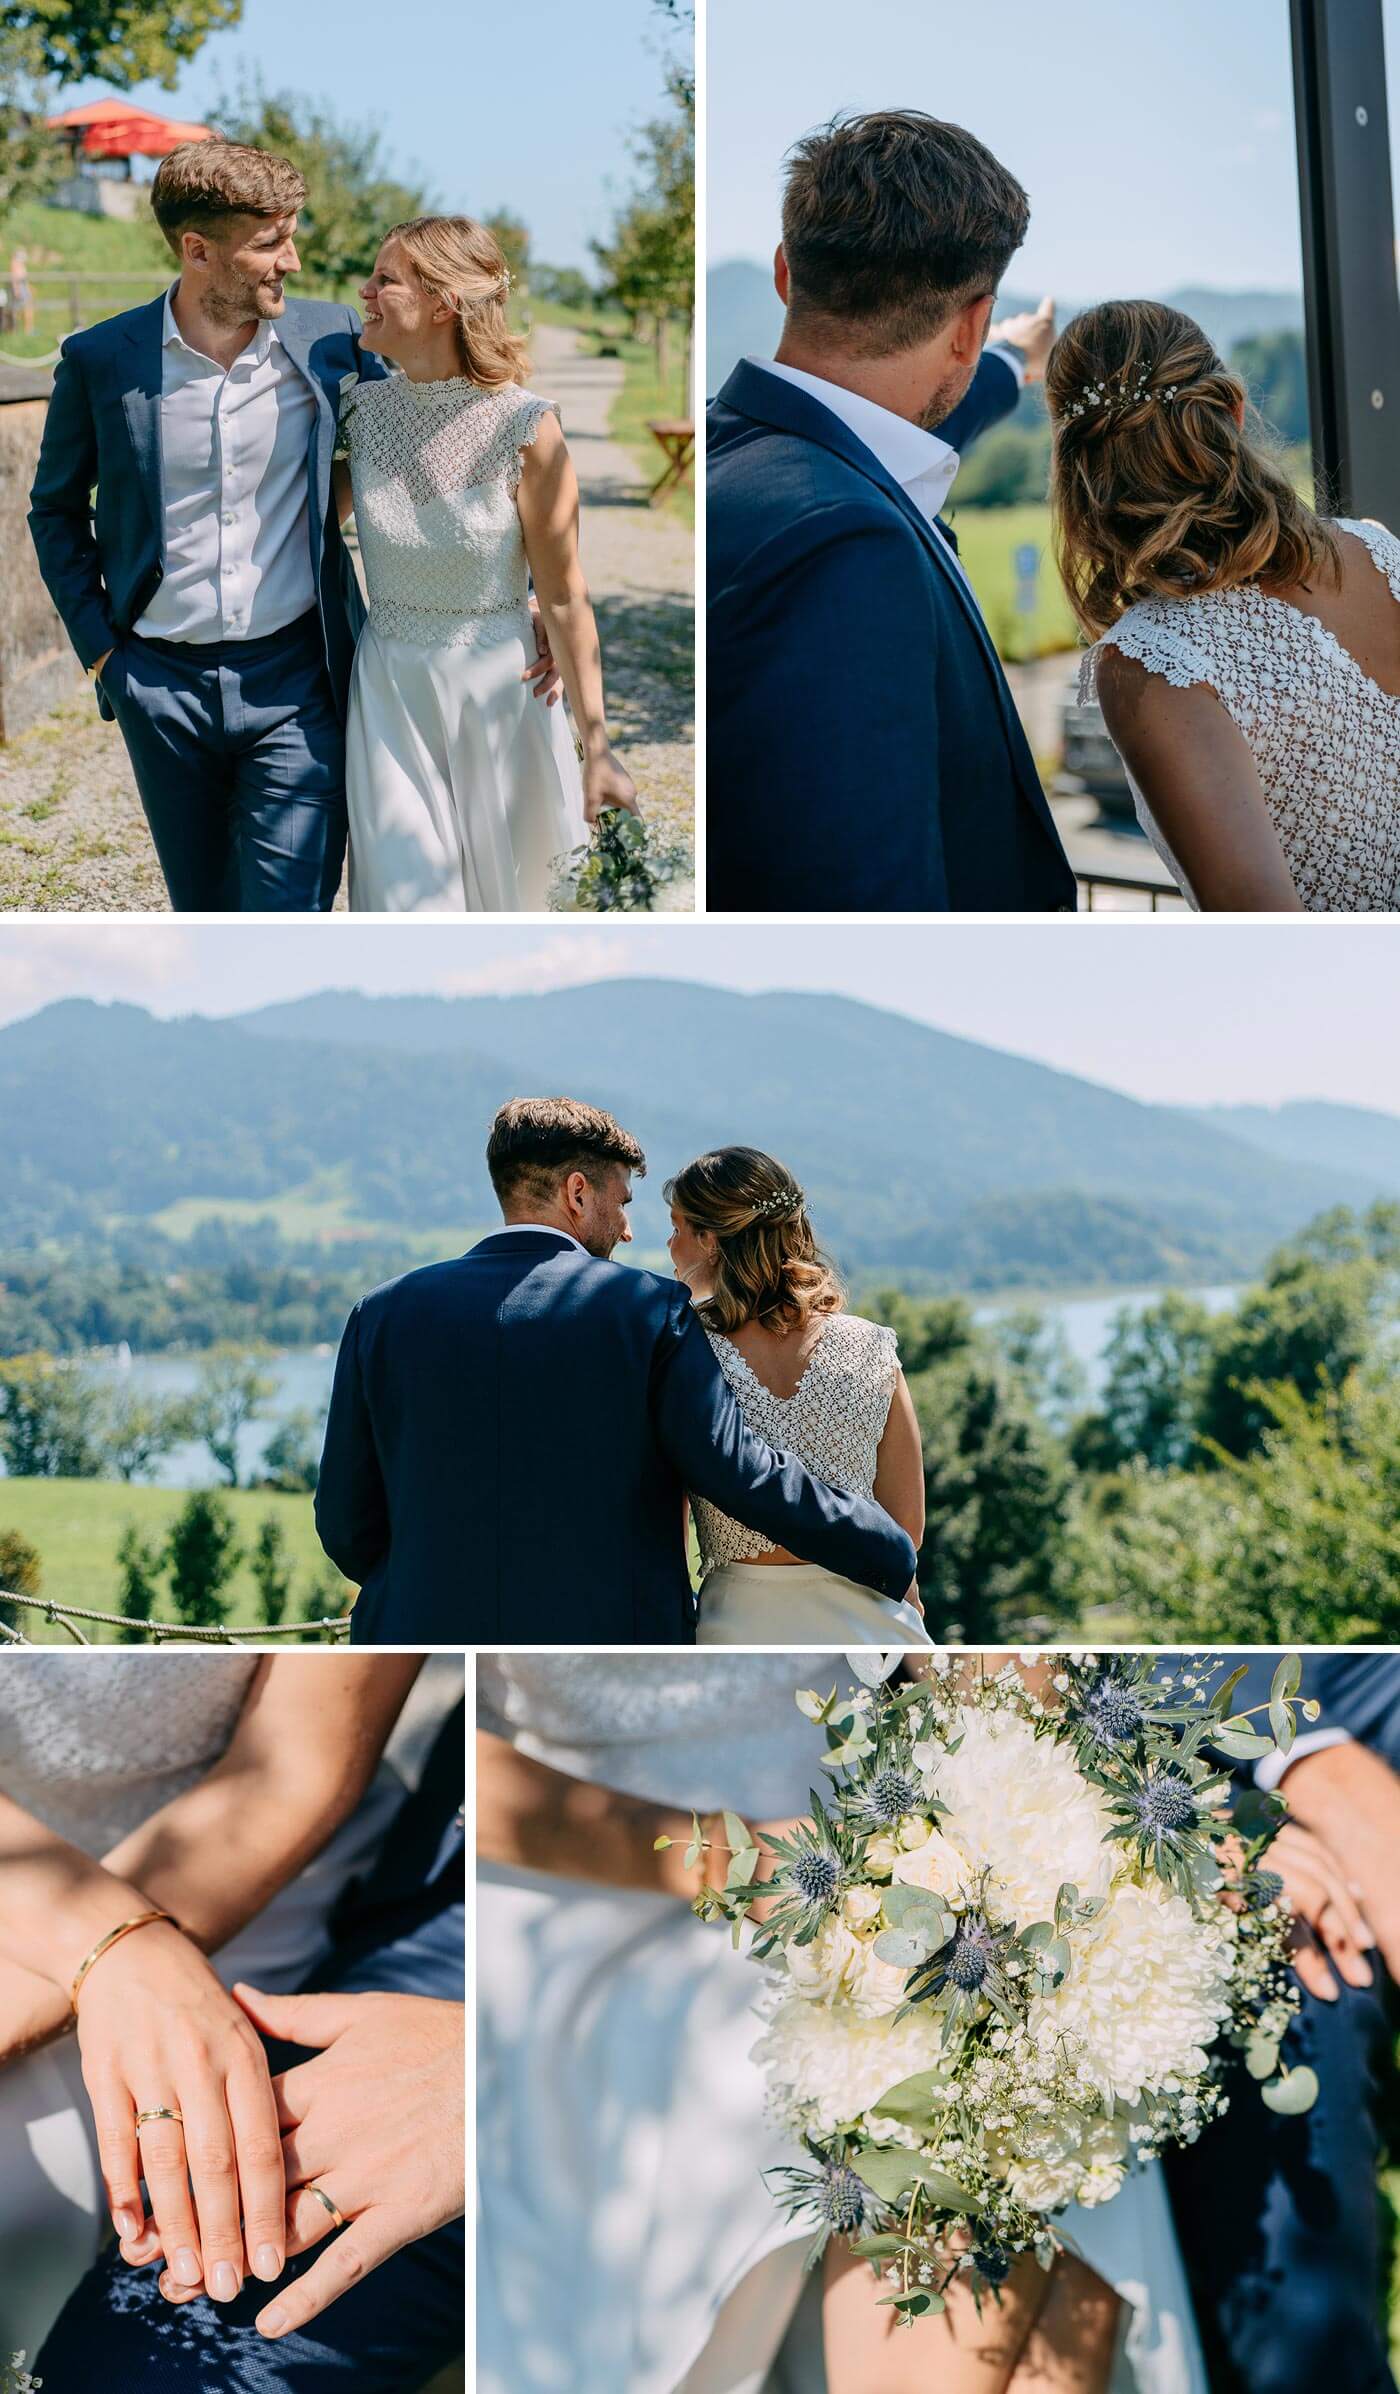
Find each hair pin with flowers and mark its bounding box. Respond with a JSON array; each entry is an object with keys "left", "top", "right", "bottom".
[
  {"left": 1062, "top": 368, "right": 1179, "bottom": 421},
  {"left": 750, "top": 1186, "right": 805, "bottom": 1220}
]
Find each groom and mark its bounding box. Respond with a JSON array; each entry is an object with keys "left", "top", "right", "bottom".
[
  {"left": 316, "top": 1096, "right": 918, "bottom": 1644},
  {"left": 708, "top": 110, "right": 1076, "bottom": 913}
]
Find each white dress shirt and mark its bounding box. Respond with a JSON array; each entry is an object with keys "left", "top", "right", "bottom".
[
  {"left": 135, "top": 286, "right": 319, "bottom": 644},
  {"left": 748, "top": 344, "right": 1024, "bottom": 534}
]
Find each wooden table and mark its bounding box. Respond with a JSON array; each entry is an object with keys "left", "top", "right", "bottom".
[{"left": 647, "top": 417, "right": 694, "bottom": 505}]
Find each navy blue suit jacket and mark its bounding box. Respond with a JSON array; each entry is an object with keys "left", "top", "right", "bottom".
[
  {"left": 319, "top": 1230, "right": 918, "bottom": 1646},
  {"left": 706, "top": 351, "right": 1076, "bottom": 912},
  {"left": 27, "top": 292, "right": 386, "bottom": 721}
]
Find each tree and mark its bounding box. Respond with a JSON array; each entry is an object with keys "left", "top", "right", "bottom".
[
  {"left": 1231, "top": 328, "right": 1309, "bottom": 448},
  {"left": 0, "top": 0, "right": 239, "bottom": 88},
  {"left": 188, "top": 1345, "right": 277, "bottom": 1487},
  {"left": 484, "top": 208, "right": 529, "bottom": 293},
  {"left": 165, "top": 1490, "right": 240, "bottom": 1628},
  {"left": 855, "top": 1289, "right": 976, "bottom": 1376},
  {"left": 592, "top": 56, "right": 693, "bottom": 398},
  {"left": 301, "top": 1561, "right": 352, "bottom": 1631},
  {"left": 0, "top": 1525, "right": 40, "bottom": 1632},
  {"left": 0, "top": 1351, "right": 99, "bottom": 1478},
  {"left": 910, "top": 1351, "right": 1074, "bottom": 1642},
  {"left": 0, "top": 26, "right": 59, "bottom": 215},
  {"left": 210, "top": 75, "right": 429, "bottom": 285},
  {"left": 1072, "top": 1291, "right": 1216, "bottom": 1473},
  {"left": 100, "top": 1386, "right": 188, "bottom": 1483},
  {"left": 258, "top": 1407, "right": 320, "bottom": 1494},
  {"left": 250, "top": 1515, "right": 292, "bottom": 1627},
  {"left": 532, "top": 264, "right": 594, "bottom": 314},
  {"left": 115, "top": 1523, "right": 163, "bottom": 1642},
  {"left": 986, "top": 1305, "right": 1085, "bottom": 1431},
  {"left": 1198, "top": 1257, "right": 1378, "bottom": 1457}
]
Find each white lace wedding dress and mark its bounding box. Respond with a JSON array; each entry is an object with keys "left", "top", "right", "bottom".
[
  {"left": 1080, "top": 517, "right": 1400, "bottom": 908},
  {"left": 341, "top": 374, "right": 586, "bottom": 910},
  {"left": 0, "top": 1654, "right": 402, "bottom": 2359},
  {"left": 476, "top": 1653, "right": 1207, "bottom": 2394},
  {"left": 693, "top": 1315, "right": 930, "bottom": 1648}
]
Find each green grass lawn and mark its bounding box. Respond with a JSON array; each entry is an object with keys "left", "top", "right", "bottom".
[
  {"left": 0, "top": 1479, "right": 348, "bottom": 1639},
  {"left": 531, "top": 295, "right": 693, "bottom": 526},
  {"left": 952, "top": 501, "right": 1080, "bottom": 662},
  {"left": 0, "top": 196, "right": 170, "bottom": 354}
]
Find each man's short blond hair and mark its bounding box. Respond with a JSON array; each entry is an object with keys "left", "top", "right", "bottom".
[{"left": 150, "top": 139, "right": 307, "bottom": 255}]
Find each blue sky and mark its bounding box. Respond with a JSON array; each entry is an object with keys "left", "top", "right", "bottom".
[
  {"left": 3, "top": 920, "right": 1399, "bottom": 1114},
  {"left": 707, "top": 0, "right": 1400, "bottom": 295},
  {"left": 55, "top": 0, "right": 681, "bottom": 272}
]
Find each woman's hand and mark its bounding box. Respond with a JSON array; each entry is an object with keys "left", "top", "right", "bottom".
[
  {"left": 583, "top": 747, "right": 641, "bottom": 825},
  {"left": 77, "top": 1922, "right": 287, "bottom": 2300},
  {"left": 1268, "top": 1819, "right": 1376, "bottom": 2001}
]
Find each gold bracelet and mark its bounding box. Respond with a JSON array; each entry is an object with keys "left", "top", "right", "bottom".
[{"left": 70, "top": 1910, "right": 178, "bottom": 2013}]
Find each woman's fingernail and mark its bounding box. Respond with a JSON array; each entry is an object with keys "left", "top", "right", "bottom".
[
  {"left": 259, "top": 2304, "right": 290, "bottom": 2338},
  {"left": 113, "top": 2208, "right": 139, "bottom": 2240},
  {"left": 254, "top": 2244, "right": 282, "bottom": 2282},
  {"left": 175, "top": 2247, "right": 203, "bottom": 2286},
  {"left": 210, "top": 2260, "right": 240, "bottom": 2302}
]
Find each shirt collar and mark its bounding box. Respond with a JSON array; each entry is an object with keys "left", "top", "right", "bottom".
[
  {"left": 476, "top": 1223, "right": 587, "bottom": 1255},
  {"left": 749, "top": 356, "right": 961, "bottom": 525},
  {"left": 162, "top": 283, "right": 277, "bottom": 368}
]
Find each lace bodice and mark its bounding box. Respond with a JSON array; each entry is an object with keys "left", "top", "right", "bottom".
[
  {"left": 1080, "top": 517, "right": 1400, "bottom": 909},
  {"left": 477, "top": 1653, "right": 836, "bottom": 1816},
  {"left": 692, "top": 1313, "right": 899, "bottom": 1575},
  {"left": 340, "top": 375, "right": 556, "bottom": 647},
  {"left": 0, "top": 1654, "right": 256, "bottom": 1850}
]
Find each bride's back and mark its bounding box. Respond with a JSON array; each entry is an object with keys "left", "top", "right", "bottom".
[{"left": 1274, "top": 523, "right": 1400, "bottom": 700}]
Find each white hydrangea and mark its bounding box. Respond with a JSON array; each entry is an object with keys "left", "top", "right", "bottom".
[
  {"left": 889, "top": 1825, "right": 971, "bottom": 1905},
  {"left": 753, "top": 1991, "right": 951, "bottom": 2139},
  {"left": 784, "top": 1917, "right": 910, "bottom": 2020},
  {"left": 924, "top": 1707, "right": 1117, "bottom": 1927},
  {"left": 1030, "top": 1878, "right": 1236, "bottom": 2106}
]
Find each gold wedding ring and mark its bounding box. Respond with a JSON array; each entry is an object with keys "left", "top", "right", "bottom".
[
  {"left": 307, "top": 2184, "right": 346, "bottom": 2230},
  {"left": 135, "top": 2107, "right": 185, "bottom": 2130}
]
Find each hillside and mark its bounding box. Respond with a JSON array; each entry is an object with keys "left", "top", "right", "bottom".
[{"left": 2, "top": 982, "right": 1387, "bottom": 1293}]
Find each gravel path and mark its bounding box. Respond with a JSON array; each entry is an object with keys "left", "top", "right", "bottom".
[{"left": 0, "top": 322, "right": 694, "bottom": 912}]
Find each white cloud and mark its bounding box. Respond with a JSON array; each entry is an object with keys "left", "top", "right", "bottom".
[
  {"left": 432, "top": 929, "right": 640, "bottom": 997},
  {"left": 0, "top": 923, "right": 201, "bottom": 1025}
]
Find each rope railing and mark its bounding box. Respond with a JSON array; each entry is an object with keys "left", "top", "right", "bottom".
[{"left": 0, "top": 1591, "right": 351, "bottom": 1647}]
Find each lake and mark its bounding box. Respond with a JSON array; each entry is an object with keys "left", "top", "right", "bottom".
[{"left": 42, "top": 1282, "right": 1242, "bottom": 1490}]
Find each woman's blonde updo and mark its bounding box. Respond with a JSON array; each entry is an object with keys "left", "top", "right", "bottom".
[
  {"left": 664, "top": 1147, "right": 844, "bottom": 1337},
  {"left": 386, "top": 213, "right": 530, "bottom": 387},
  {"left": 1046, "top": 299, "right": 1340, "bottom": 639}
]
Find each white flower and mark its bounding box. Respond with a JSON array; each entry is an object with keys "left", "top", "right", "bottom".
[
  {"left": 866, "top": 1832, "right": 900, "bottom": 1875},
  {"left": 842, "top": 1886, "right": 883, "bottom": 1929},
  {"left": 845, "top": 1940, "right": 914, "bottom": 2020},
  {"left": 889, "top": 1826, "right": 970, "bottom": 1904},
  {"left": 1031, "top": 1879, "right": 1235, "bottom": 2106},
  {"left": 785, "top": 1920, "right": 862, "bottom": 2006},
  {"left": 924, "top": 1707, "right": 1117, "bottom": 1926},
  {"left": 753, "top": 1994, "right": 950, "bottom": 2139}
]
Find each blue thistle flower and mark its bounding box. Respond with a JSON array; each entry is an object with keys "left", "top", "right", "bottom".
[{"left": 1082, "top": 1674, "right": 1146, "bottom": 1747}]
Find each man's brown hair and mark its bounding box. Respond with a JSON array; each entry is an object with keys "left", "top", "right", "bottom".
[
  {"left": 150, "top": 139, "right": 307, "bottom": 255},
  {"left": 486, "top": 1097, "right": 646, "bottom": 1208},
  {"left": 781, "top": 111, "right": 1029, "bottom": 357}
]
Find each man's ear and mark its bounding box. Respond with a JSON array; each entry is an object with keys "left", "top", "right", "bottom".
[
  {"left": 948, "top": 293, "right": 995, "bottom": 366},
  {"left": 773, "top": 242, "right": 789, "bottom": 305}
]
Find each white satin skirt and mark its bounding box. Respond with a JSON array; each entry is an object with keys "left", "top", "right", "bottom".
[
  {"left": 346, "top": 610, "right": 586, "bottom": 911},
  {"left": 696, "top": 1560, "right": 933, "bottom": 1650},
  {"left": 0, "top": 1766, "right": 403, "bottom": 2361}
]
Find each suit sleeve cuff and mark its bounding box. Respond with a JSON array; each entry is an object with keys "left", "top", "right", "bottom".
[{"left": 1255, "top": 1724, "right": 1352, "bottom": 1792}]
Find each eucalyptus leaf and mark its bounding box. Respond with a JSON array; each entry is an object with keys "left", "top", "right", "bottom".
[
  {"left": 849, "top": 2234, "right": 914, "bottom": 2260},
  {"left": 1244, "top": 2032, "right": 1281, "bottom": 2082},
  {"left": 1210, "top": 1664, "right": 1249, "bottom": 1719},
  {"left": 1212, "top": 1723, "right": 1277, "bottom": 1760},
  {"left": 723, "top": 1810, "right": 758, "bottom": 1857},
  {"left": 1261, "top": 2066, "right": 1319, "bottom": 2116},
  {"left": 873, "top": 1929, "right": 936, "bottom": 1968},
  {"left": 845, "top": 1649, "right": 902, "bottom": 1687},
  {"left": 1269, "top": 1655, "right": 1302, "bottom": 1707},
  {"left": 854, "top": 2143, "right": 983, "bottom": 2213}
]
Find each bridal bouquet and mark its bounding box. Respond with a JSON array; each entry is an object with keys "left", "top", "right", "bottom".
[
  {"left": 676, "top": 1654, "right": 1316, "bottom": 2322},
  {"left": 2, "top": 2357, "right": 40, "bottom": 2394},
  {"left": 550, "top": 807, "right": 691, "bottom": 911}
]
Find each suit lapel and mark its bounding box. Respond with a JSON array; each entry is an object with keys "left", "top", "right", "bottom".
[
  {"left": 120, "top": 296, "right": 167, "bottom": 536},
  {"left": 275, "top": 304, "right": 336, "bottom": 570},
  {"left": 717, "top": 363, "right": 1061, "bottom": 844}
]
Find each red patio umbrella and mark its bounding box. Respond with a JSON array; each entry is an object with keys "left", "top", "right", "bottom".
[{"left": 47, "top": 98, "right": 213, "bottom": 159}]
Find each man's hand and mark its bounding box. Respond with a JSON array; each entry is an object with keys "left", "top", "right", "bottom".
[
  {"left": 140, "top": 1985, "right": 464, "bottom": 2339},
  {"left": 1281, "top": 1740, "right": 1400, "bottom": 1982},
  {"left": 1265, "top": 1819, "right": 1375, "bottom": 2003},
  {"left": 988, "top": 294, "right": 1056, "bottom": 385},
  {"left": 520, "top": 597, "right": 562, "bottom": 705}
]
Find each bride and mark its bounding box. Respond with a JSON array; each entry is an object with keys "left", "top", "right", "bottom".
[
  {"left": 477, "top": 1650, "right": 1362, "bottom": 2394},
  {"left": 0, "top": 1649, "right": 421, "bottom": 2360},
  {"left": 337, "top": 213, "right": 639, "bottom": 911},
  {"left": 1046, "top": 300, "right": 1400, "bottom": 910},
  {"left": 664, "top": 1147, "right": 929, "bottom": 1648}
]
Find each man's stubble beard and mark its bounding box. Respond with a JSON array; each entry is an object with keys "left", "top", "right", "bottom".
[
  {"left": 204, "top": 273, "right": 284, "bottom": 329},
  {"left": 916, "top": 359, "right": 977, "bottom": 435}
]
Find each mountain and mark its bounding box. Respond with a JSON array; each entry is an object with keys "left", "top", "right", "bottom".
[
  {"left": 705, "top": 261, "right": 1303, "bottom": 400},
  {"left": 1185, "top": 1101, "right": 1400, "bottom": 1198},
  {"left": 4, "top": 982, "right": 1387, "bottom": 1290}
]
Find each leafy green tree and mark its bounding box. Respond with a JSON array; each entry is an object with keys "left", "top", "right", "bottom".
[
  {"left": 950, "top": 424, "right": 1052, "bottom": 508},
  {"left": 0, "top": 1524, "right": 40, "bottom": 1632},
  {"left": 1231, "top": 328, "right": 1309, "bottom": 447},
  {"left": 0, "top": 1351, "right": 99, "bottom": 1477},
  {"left": 1072, "top": 1291, "right": 1215, "bottom": 1473},
  {"left": 910, "top": 1351, "right": 1073, "bottom": 1642},
  {"left": 1, "top": 0, "right": 239, "bottom": 87},
  {"left": 532, "top": 264, "right": 593, "bottom": 313},
  {"left": 0, "top": 25, "right": 58, "bottom": 213},
  {"left": 165, "top": 1489, "right": 240, "bottom": 1627},
  {"left": 100, "top": 1387, "right": 188, "bottom": 1483},
  {"left": 1198, "top": 1257, "right": 1378, "bottom": 1456},
  {"left": 259, "top": 1406, "right": 320, "bottom": 1494},
  {"left": 188, "top": 1345, "right": 276, "bottom": 1487},
  {"left": 115, "top": 1523, "right": 163, "bottom": 1642},
  {"left": 301, "top": 1561, "right": 352, "bottom": 1631},
  {"left": 483, "top": 208, "right": 529, "bottom": 292},
  {"left": 250, "top": 1515, "right": 292, "bottom": 1626},
  {"left": 855, "top": 1289, "right": 976, "bottom": 1375},
  {"left": 210, "top": 75, "right": 429, "bottom": 285},
  {"left": 592, "top": 56, "right": 693, "bottom": 396},
  {"left": 986, "top": 1305, "right": 1085, "bottom": 1430}
]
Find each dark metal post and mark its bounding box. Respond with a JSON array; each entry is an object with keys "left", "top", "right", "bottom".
[{"left": 1290, "top": 0, "right": 1400, "bottom": 522}]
